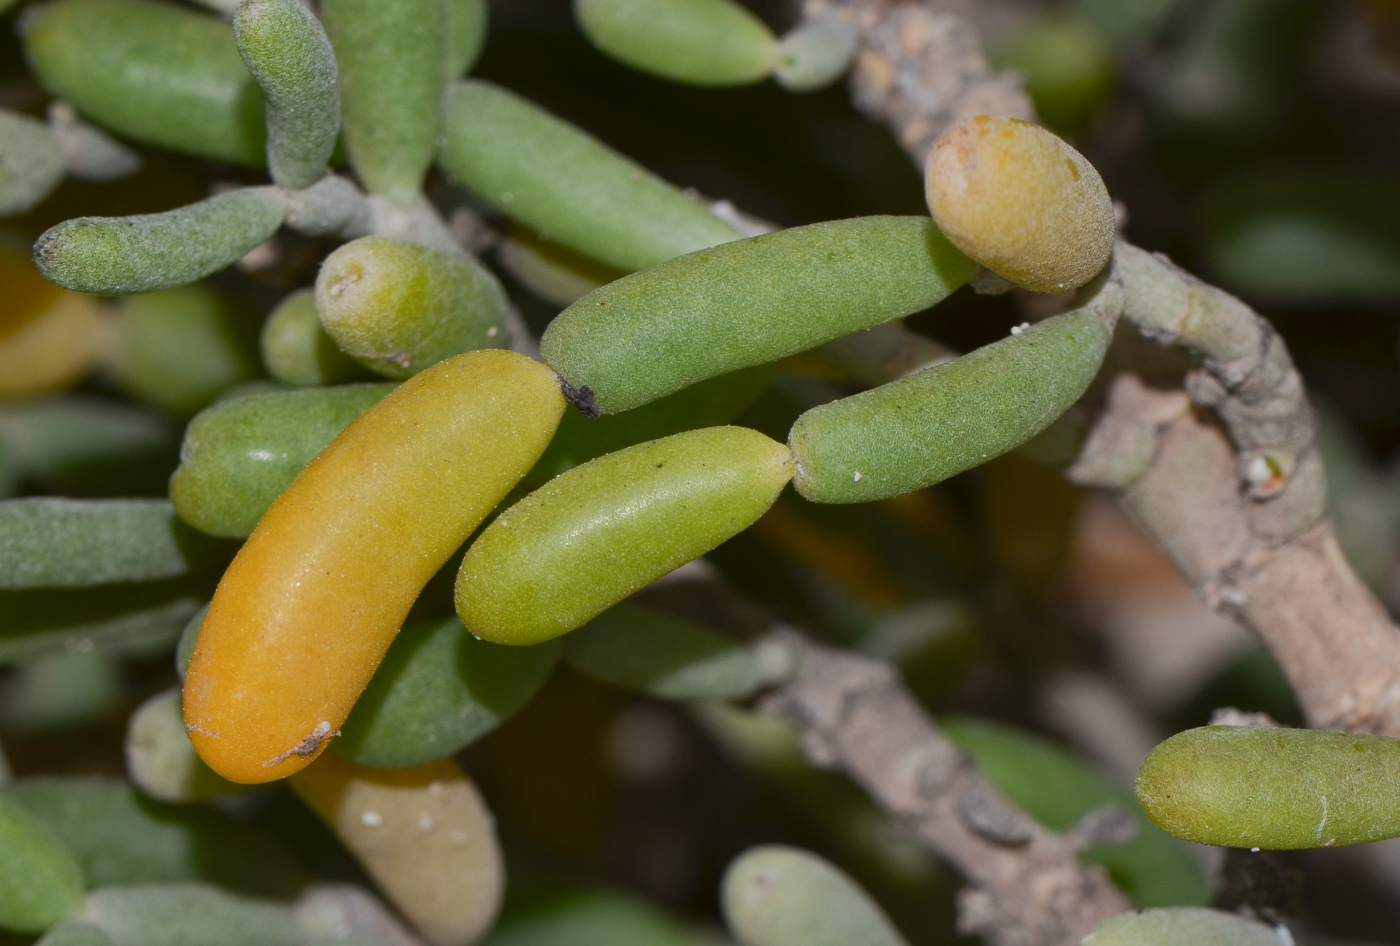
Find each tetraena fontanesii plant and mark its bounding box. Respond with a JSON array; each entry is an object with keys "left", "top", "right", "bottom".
[{"left": 3, "top": 0, "right": 1400, "bottom": 943}]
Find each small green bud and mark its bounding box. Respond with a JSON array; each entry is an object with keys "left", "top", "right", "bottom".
[
  {"left": 125, "top": 688, "right": 245, "bottom": 803},
  {"left": 22, "top": 0, "right": 266, "bottom": 166},
  {"left": 439, "top": 0, "right": 487, "bottom": 81},
  {"left": 1138, "top": 725, "right": 1400, "bottom": 849},
  {"left": 457, "top": 427, "right": 795, "bottom": 646},
  {"left": 8, "top": 777, "right": 307, "bottom": 895},
  {"left": 772, "top": 16, "right": 858, "bottom": 93},
  {"left": 566, "top": 603, "right": 790, "bottom": 700},
  {"left": 440, "top": 80, "right": 742, "bottom": 272},
  {"left": 789, "top": 308, "right": 1110, "bottom": 503},
  {"left": 541, "top": 216, "right": 973, "bottom": 413},
  {"left": 0, "top": 498, "right": 230, "bottom": 589},
  {"left": 321, "top": 0, "right": 440, "bottom": 204},
  {"left": 34, "top": 188, "right": 287, "bottom": 295},
  {"left": 0, "top": 110, "right": 65, "bottom": 218},
  {"left": 315, "top": 236, "right": 509, "bottom": 379},
  {"left": 234, "top": 0, "right": 340, "bottom": 191},
  {"left": 925, "top": 116, "right": 1115, "bottom": 292},
  {"left": 1082, "top": 907, "right": 1286, "bottom": 946},
  {"left": 575, "top": 0, "right": 776, "bottom": 87},
  {"left": 721, "top": 845, "right": 909, "bottom": 946},
  {"left": 260, "top": 289, "right": 369, "bottom": 387},
  {"left": 0, "top": 793, "right": 83, "bottom": 934},
  {"left": 336, "top": 616, "right": 560, "bottom": 768},
  {"left": 110, "top": 285, "right": 264, "bottom": 415},
  {"left": 169, "top": 383, "right": 394, "bottom": 538}
]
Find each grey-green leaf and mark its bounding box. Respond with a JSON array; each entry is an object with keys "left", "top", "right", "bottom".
[
  {"left": 0, "top": 792, "right": 84, "bottom": 933},
  {"left": 234, "top": 0, "right": 340, "bottom": 191},
  {"left": 169, "top": 382, "right": 395, "bottom": 538},
  {"left": 261, "top": 289, "right": 370, "bottom": 387},
  {"left": 68, "top": 884, "right": 304, "bottom": 946},
  {"left": 321, "top": 0, "right": 440, "bottom": 204},
  {"left": 21, "top": 0, "right": 267, "bottom": 166},
  {"left": 574, "top": 0, "right": 775, "bottom": 87},
  {"left": 337, "top": 616, "right": 559, "bottom": 768},
  {"left": 440, "top": 0, "right": 488, "bottom": 80},
  {"left": 7, "top": 777, "right": 308, "bottom": 896},
  {"left": 541, "top": 216, "right": 973, "bottom": 413},
  {"left": 565, "top": 604, "right": 788, "bottom": 701},
  {"left": 440, "top": 80, "right": 742, "bottom": 273},
  {"left": 1083, "top": 907, "right": 1287, "bottom": 946},
  {"left": 0, "top": 109, "right": 65, "bottom": 218},
  {"left": 126, "top": 688, "right": 246, "bottom": 803},
  {"left": 789, "top": 308, "right": 1111, "bottom": 503},
  {"left": 111, "top": 285, "right": 265, "bottom": 416},
  {"left": 0, "top": 579, "right": 209, "bottom": 666},
  {"left": 721, "top": 845, "right": 909, "bottom": 946},
  {"left": 0, "top": 498, "right": 232, "bottom": 590},
  {"left": 33, "top": 188, "right": 287, "bottom": 295},
  {"left": 772, "top": 17, "right": 858, "bottom": 93}
]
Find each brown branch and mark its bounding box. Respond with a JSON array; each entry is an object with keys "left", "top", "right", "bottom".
[
  {"left": 758, "top": 632, "right": 1133, "bottom": 946},
  {"left": 815, "top": 0, "right": 1400, "bottom": 735}
]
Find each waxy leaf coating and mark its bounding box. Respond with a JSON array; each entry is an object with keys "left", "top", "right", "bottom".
[
  {"left": 542, "top": 216, "right": 973, "bottom": 413},
  {"left": 790, "top": 308, "right": 1110, "bottom": 503},
  {"left": 1138, "top": 725, "right": 1400, "bottom": 849},
  {"left": 457, "top": 426, "right": 795, "bottom": 646}
]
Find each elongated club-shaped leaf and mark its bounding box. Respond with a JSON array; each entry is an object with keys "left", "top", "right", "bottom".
[
  {"left": 34, "top": 188, "right": 286, "bottom": 294},
  {"left": 541, "top": 216, "right": 973, "bottom": 413},
  {"left": 22, "top": 0, "right": 266, "bottom": 165},
  {"left": 234, "top": 0, "right": 340, "bottom": 190},
  {"left": 1138, "top": 725, "right": 1400, "bottom": 849},
  {"left": 789, "top": 308, "right": 1111, "bottom": 503},
  {"left": 440, "top": 80, "right": 741, "bottom": 272},
  {"left": 0, "top": 498, "right": 233, "bottom": 590}
]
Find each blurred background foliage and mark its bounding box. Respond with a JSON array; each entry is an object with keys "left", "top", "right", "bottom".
[{"left": 5, "top": 0, "right": 1400, "bottom": 942}]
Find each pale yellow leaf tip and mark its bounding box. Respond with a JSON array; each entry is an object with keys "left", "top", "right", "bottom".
[{"left": 924, "top": 115, "right": 1114, "bottom": 293}]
